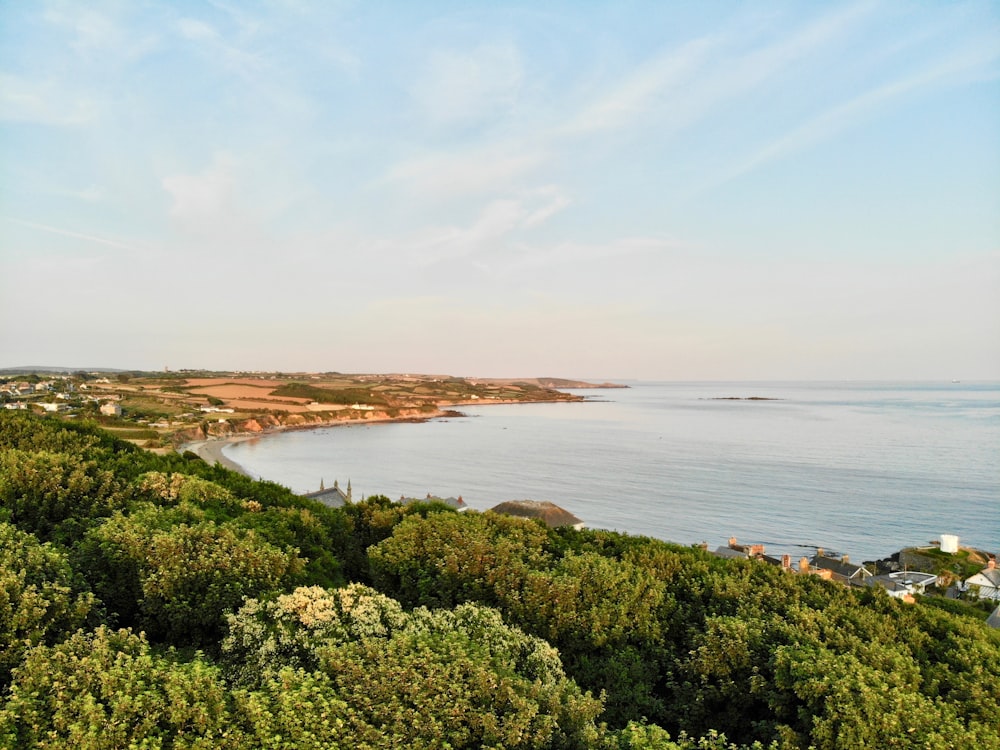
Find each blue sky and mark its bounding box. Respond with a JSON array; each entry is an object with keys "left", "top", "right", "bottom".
[{"left": 1, "top": 1, "right": 998, "bottom": 379}]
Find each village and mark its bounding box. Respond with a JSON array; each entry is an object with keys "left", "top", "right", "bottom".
[
  {"left": 0, "top": 369, "right": 590, "bottom": 450},
  {"left": 296, "top": 476, "right": 1000, "bottom": 627}
]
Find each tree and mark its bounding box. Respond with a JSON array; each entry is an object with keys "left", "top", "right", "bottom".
[
  {"left": 0, "top": 449, "right": 125, "bottom": 542},
  {"left": 0, "top": 627, "right": 245, "bottom": 749},
  {"left": 81, "top": 504, "right": 305, "bottom": 646},
  {"left": 0, "top": 523, "right": 95, "bottom": 689},
  {"left": 223, "top": 584, "right": 605, "bottom": 748}
]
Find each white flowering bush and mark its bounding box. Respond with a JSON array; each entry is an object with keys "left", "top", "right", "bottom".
[
  {"left": 222, "top": 584, "right": 603, "bottom": 748},
  {"left": 222, "top": 583, "right": 407, "bottom": 686},
  {"left": 135, "top": 471, "right": 241, "bottom": 511}
]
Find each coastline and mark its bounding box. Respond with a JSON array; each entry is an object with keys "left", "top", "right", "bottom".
[
  {"left": 182, "top": 436, "right": 259, "bottom": 477},
  {"left": 178, "top": 392, "right": 595, "bottom": 476},
  {"left": 179, "top": 406, "right": 469, "bottom": 477}
]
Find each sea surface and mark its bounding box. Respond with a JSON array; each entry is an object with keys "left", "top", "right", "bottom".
[{"left": 225, "top": 381, "right": 1000, "bottom": 562}]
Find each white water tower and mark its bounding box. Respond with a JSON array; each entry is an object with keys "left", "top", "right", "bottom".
[{"left": 940, "top": 534, "right": 959, "bottom": 554}]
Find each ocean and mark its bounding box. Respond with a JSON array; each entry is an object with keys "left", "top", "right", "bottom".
[{"left": 224, "top": 381, "right": 999, "bottom": 563}]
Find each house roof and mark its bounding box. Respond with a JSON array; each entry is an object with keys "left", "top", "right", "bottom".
[
  {"left": 966, "top": 568, "right": 1000, "bottom": 589},
  {"left": 987, "top": 605, "right": 1000, "bottom": 629},
  {"left": 302, "top": 484, "right": 348, "bottom": 508},
  {"left": 399, "top": 494, "right": 467, "bottom": 510},
  {"left": 712, "top": 546, "right": 748, "bottom": 560},
  {"left": 489, "top": 500, "right": 583, "bottom": 528},
  {"left": 810, "top": 555, "right": 872, "bottom": 581}
]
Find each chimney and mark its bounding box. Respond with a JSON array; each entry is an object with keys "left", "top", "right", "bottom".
[
  {"left": 816, "top": 547, "right": 824, "bottom": 558},
  {"left": 989, "top": 558, "right": 997, "bottom": 570},
  {"left": 799, "top": 557, "right": 810, "bottom": 573},
  {"left": 842, "top": 555, "right": 850, "bottom": 564},
  {"left": 728, "top": 537, "right": 738, "bottom": 549},
  {"left": 781, "top": 554, "right": 791, "bottom": 570}
]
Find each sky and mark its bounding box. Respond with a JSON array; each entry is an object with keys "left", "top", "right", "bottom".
[{"left": 1, "top": 1, "right": 998, "bottom": 380}]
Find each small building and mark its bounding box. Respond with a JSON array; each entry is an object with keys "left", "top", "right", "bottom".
[
  {"left": 302, "top": 479, "right": 352, "bottom": 508},
  {"left": 987, "top": 604, "right": 1000, "bottom": 629},
  {"left": 711, "top": 538, "right": 792, "bottom": 570},
  {"left": 868, "top": 570, "right": 938, "bottom": 599},
  {"left": 100, "top": 402, "right": 122, "bottom": 417},
  {"left": 806, "top": 551, "right": 873, "bottom": 586},
  {"left": 713, "top": 545, "right": 749, "bottom": 560},
  {"left": 400, "top": 493, "right": 468, "bottom": 511},
  {"left": 965, "top": 558, "right": 1000, "bottom": 601},
  {"left": 488, "top": 500, "right": 583, "bottom": 529}
]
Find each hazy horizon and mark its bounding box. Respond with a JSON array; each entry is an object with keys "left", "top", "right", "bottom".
[{"left": 2, "top": 2, "right": 998, "bottom": 381}]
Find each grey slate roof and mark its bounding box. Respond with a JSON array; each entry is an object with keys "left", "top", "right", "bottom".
[
  {"left": 399, "top": 493, "right": 468, "bottom": 510},
  {"left": 810, "top": 555, "right": 872, "bottom": 583},
  {"left": 987, "top": 604, "right": 1000, "bottom": 629},
  {"left": 302, "top": 480, "right": 350, "bottom": 508}
]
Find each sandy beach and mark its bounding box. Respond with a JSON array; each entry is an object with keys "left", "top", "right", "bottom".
[
  {"left": 181, "top": 436, "right": 258, "bottom": 477},
  {"left": 178, "top": 407, "right": 465, "bottom": 478}
]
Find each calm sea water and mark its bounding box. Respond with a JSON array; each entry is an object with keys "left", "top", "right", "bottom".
[{"left": 225, "top": 382, "right": 999, "bottom": 562}]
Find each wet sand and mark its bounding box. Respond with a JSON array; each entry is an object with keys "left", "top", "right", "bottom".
[{"left": 181, "top": 436, "right": 258, "bottom": 477}]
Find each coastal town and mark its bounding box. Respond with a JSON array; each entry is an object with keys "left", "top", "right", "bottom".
[
  {"left": 4, "top": 367, "right": 996, "bottom": 628},
  {"left": 297, "top": 475, "right": 999, "bottom": 626}
]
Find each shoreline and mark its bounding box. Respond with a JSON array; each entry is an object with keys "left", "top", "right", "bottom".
[
  {"left": 178, "top": 392, "right": 596, "bottom": 476},
  {"left": 179, "top": 406, "right": 470, "bottom": 477},
  {"left": 181, "top": 435, "right": 259, "bottom": 477}
]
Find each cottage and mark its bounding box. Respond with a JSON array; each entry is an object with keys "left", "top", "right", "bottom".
[
  {"left": 868, "top": 571, "right": 938, "bottom": 599},
  {"left": 399, "top": 493, "right": 468, "bottom": 511},
  {"left": 965, "top": 559, "right": 1000, "bottom": 601},
  {"left": 807, "top": 551, "right": 873, "bottom": 586},
  {"left": 712, "top": 538, "right": 792, "bottom": 570},
  {"left": 489, "top": 500, "right": 583, "bottom": 529},
  {"left": 302, "top": 478, "right": 352, "bottom": 508}
]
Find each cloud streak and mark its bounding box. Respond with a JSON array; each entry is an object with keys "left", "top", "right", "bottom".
[
  {"left": 0, "top": 216, "right": 149, "bottom": 255},
  {"left": 699, "top": 32, "right": 1000, "bottom": 192}
]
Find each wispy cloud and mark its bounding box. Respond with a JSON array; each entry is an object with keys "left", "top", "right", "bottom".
[
  {"left": 41, "top": 4, "right": 161, "bottom": 62},
  {"left": 365, "top": 186, "right": 571, "bottom": 268},
  {"left": 1, "top": 216, "right": 149, "bottom": 255},
  {"left": 174, "top": 16, "right": 262, "bottom": 78},
  {"left": 0, "top": 72, "right": 98, "bottom": 125},
  {"left": 701, "top": 36, "right": 1000, "bottom": 192},
  {"left": 567, "top": 33, "right": 722, "bottom": 134},
  {"left": 566, "top": 2, "right": 874, "bottom": 138},
  {"left": 382, "top": 144, "right": 545, "bottom": 198},
  {"left": 409, "top": 41, "right": 524, "bottom": 128}
]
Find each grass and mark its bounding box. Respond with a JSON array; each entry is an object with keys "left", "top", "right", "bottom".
[{"left": 271, "top": 383, "right": 392, "bottom": 406}]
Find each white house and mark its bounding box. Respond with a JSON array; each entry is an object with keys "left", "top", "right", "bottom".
[
  {"left": 965, "top": 559, "right": 1000, "bottom": 601},
  {"left": 100, "top": 402, "right": 122, "bottom": 417},
  {"left": 868, "top": 571, "right": 938, "bottom": 599}
]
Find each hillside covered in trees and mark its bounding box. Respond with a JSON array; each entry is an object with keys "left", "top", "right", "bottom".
[{"left": 1, "top": 410, "right": 998, "bottom": 749}]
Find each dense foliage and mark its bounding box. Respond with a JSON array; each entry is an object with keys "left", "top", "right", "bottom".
[
  {"left": 270, "top": 383, "right": 392, "bottom": 407},
  {"left": 0, "top": 410, "right": 998, "bottom": 749}
]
